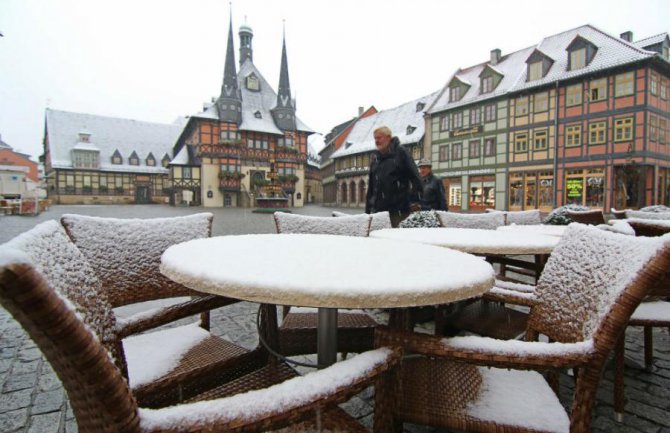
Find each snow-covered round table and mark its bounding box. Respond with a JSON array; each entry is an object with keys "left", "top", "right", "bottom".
[
  {"left": 160, "top": 234, "right": 495, "bottom": 366},
  {"left": 496, "top": 224, "right": 567, "bottom": 238},
  {"left": 370, "top": 227, "right": 560, "bottom": 282}
]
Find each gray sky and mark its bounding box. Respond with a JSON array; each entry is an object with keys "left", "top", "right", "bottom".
[{"left": 0, "top": 0, "right": 668, "bottom": 161}]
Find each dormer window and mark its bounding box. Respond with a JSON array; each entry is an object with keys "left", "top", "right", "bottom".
[
  {"left": 449, "top": 86, "right": 461, "bottom": 102},
  {"left": 525, "top": 49, "right": 554, "bottom": 82},
  {"left": 566, "top": 35, "right": 598, "bottom": 71},
  {"left": 416, "top": 102, "right": 425, "bottom": 112},
  {"left": 129, "top": 151, "right": 139, "bottom": 166},
  {"left": 528, "top": 61, "right": 543, "bottom": 81},
  {"left": 162, "top": 154, "right": 171, "bottom": 168},
  {"left": 246, "top": 73, "right": 260, "bottom": 91},
  {"left": 254, "top": 110, "right": 262, "bottom": 119},
  {"left": 78, "top": 132, "right": 91, "bottom": 143},
  {"left": 406, "top": 125, "right": 416, "bottom": 135},
  {"left": 146, "top": 153, "right": 156, "bottom": 167},
  {"left": 570, "top": 48, "right": 586, "bottom": 70},
  {"left": 345, "top": 141, "right": 353, "bottom": 149},
  {"left": 111, "top": 150, "right": 123, "bottom": 165},
  {"left": 72, "top": 149, "right": 99, "bottom": 169},
  {"left": 481, "top": 76, "right": 493, "bottom": 93}
]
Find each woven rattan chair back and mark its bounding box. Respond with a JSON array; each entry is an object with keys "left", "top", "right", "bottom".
[
  {"left": 528, "top": 224, "right": 670, "bottom": 346},
  {"left": 273, "top": 212, "right": 372, "bottom": 236},
  {"left": 565, "top": 209, "right": 606, "bottom": 225},
  {"left": 60, "top": 213, "right": 213, "bottom": 307},
  {"left": 0, "top": 222, "right": 140, "bottom": 433},
  {"left": 435, "top": 210, "right": 505, "bottom": 229}
]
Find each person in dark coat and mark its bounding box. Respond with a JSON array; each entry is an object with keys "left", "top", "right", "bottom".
[
  {"left": 418, "top": 158, "right": 447, "bottom": 211},
  {"left": 365, "top": 126, "right": 423, "bottom": 227}
]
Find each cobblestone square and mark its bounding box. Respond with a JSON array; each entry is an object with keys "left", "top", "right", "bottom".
[{"left": 0, "top": 205, "right": 668, "bottom": 432}]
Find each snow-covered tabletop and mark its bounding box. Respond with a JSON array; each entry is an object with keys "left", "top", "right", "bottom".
[
  {"left": 370, "top": 227, "right": 559, "bottom": 255},
  {"left": 160, "top": 234, "right": 495, "bottom": 309},
  {"left": 496, "top": 224, "right": 567, "bottom": 238}
]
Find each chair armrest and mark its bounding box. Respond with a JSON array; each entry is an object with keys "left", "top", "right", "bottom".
[
  {"left": 376, "top": 326, "right": 593, "bottom": 371},
  {"left": 138, "top": 347, "right": 400, "bottom": 433},
  {"left": 483, "top": 287, "right": 537, "bottom": 307},
  {"left": 116, "top": 295, "right": 238, "bottom": 338}
]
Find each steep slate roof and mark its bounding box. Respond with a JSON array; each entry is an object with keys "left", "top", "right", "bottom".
[
  {"left": 45, "top": 109, "right": 184, "bottom": 174},
  {"left": 634, "top": 32, "right": 669, "bottom": 49},
  {"left": 191, "top": 58, "right": 313, "bottom": 135},
  {"left": 429, "top": 24, "right": 657, "bottom": 114},
  {"left": 331, "top": 92, "right": 439, "bottom": 159}
]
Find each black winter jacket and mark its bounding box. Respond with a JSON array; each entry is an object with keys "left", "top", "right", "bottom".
[
  {"left": 365, "top": 137, "right": 423, "bottom": 215},
  {"left": 421, "top": 173, "right": 448, "bottom": 211}
]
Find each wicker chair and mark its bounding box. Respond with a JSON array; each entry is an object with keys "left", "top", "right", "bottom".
[
  {"left": 435, "top": 210, "right": 505, "bottom": 229},
  {"left": 60, "top": 213, "right": 235, "bottom": 334},
  {"left": 613, "top": 219, "right": 670, "bottom": 420},
  {"left": 565, "top": 209, "right": 606, "bottom": 225},
  {"left": 273, "top": 212, "right": 379, "bottom": 356},
  {"left": 0, "top": 221, "right": 399, "bottom": 432},
  {"left": 374, "top": 223, "right": 670, "bottom": 433}
]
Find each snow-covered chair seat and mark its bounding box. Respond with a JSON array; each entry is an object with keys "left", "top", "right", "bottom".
[
  {"left": 486, "top": 208, "right": 543, "bottom": 225},
  {"left": 612, "top": 219, "right": 670, "bottom": 419},
  {"left": 625, "top": 209, "right": 670, "bottom": 220},
  {"left": 60, "top": 213, "right": 235, "bottom": 333},
  {"left": 435, "top": 210, "right": 505, "bottom": 230},
  {"left": 1, "top": 221, "right": 253, "bottom": 408},
  {"left": 0, "top": 224, "right": 400, "bottom": 432},
  {"left": 376, "top": 223, "right": 670, "bottom": 433},
  {"left": 273, "top": 212, "right": 379, "bottom": 357}
]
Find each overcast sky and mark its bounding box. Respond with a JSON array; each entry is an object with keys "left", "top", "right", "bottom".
[{"left": 0, "top": 0, "right": 668, "bottom": 161}]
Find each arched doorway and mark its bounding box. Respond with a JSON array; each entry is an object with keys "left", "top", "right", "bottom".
[
  {"left": 349, "top": 181, "right": 356, "bottom": 205},
  {"left": 358, "top": 180, "right": 366, "bottom": 205},
  {"left": 340, "top": 182, "right": 347, "bottom": 204}
]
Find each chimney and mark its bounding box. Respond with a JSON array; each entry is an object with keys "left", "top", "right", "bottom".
[
  {"left": 358, "top": 106, "right": 364, "bottom": 116},
  {"left": 620, "top": 31, "right": 633, "bottom": 42},
  {"left": 490, "top": 49, "right": 501, "bottom": 65}
]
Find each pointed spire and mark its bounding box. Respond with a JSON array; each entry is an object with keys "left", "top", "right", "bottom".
[
  {"left": 217, "top": 5, "right": 242, "bottom": 124},
  {"left": 272, "top": 21, "right": 296, "bottom": 131},
  {"left": 238, "top": 15, "right": 254, "bottom": 65}
]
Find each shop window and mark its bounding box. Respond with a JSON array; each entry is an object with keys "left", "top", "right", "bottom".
[
  {"left": 538, "top": 173, "right": 554, "bottom": 210},
  {"left": 590, "top": 78, "right": 607, "bottom": 101},
  {"left": 615, "top": 72, "right": 634, "bottom": 97},
  {"left": 469, "top": 179, "right": 495, "bottom": 209},
  {"left": 614, "top": 117, "right": 633, "bottom": 142},
  {"left": 509, "top": 173, "right": 524, "bottom": 210},
  {"left": 588, "top": 121, "right": 607, "bottom": 145},
  {"left": 449, "top": 184, "right": 462, "bottom": 207},
  {"left": 565, "top": 168, "right": 605, "bottom": 207},
  {"left": 566, "top": 125, "right": 582, "bottom": 147},
  {"left": 566, "top": 84, "right": 582, "bottom": 107}
]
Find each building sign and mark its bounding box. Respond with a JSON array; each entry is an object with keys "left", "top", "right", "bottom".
[
  {"left": 566, "top": 178, "right": 583, "bottom": 199},
  {"left": 136, "top": 175, "right": 150, "bottom": 182},
  {"left": 450, "top": 125, "right": 483, "bottom": 138}
]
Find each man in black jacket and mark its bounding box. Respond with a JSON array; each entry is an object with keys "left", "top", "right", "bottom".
[
  {"left": 418, "top": 159, "right": 448, "bottom": 211},
  {"left": 365, "top": 126, "right": 422, "bottom": 227}
]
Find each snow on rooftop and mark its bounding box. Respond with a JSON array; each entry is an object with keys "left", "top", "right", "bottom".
[
  {"left": 429, "top": 24, "right": 656, "bottom": 114},
  {"left": 331, "top": 91, "right": 439, "bottom": 158},
  {"left": 634, "top": 32, "right": 669, "bottom": 48},
  {"left": 46, "top": 109, "right": 181, "bottom": 174}
]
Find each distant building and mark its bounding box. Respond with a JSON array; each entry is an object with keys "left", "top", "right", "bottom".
[
  {"left": 170, "top": 14, "right": 313, "bottom": 208},
  {"left": 330, "top": 94, "right": 438, "bottom": 208},
  {"left": 305, "top": 134, "right": 324, "bottom": 203},
  {"left": 319, "top": 106, "right": 377, "bottom": 206},
  {"left": 43, "top": 109, "right": 183, "bottom": 204},
  {"left": 0, "top": 135, "right": 40, "bottom": 198},
  {"left": 426, "top": 25, "right": 670, "bottom": 212}
]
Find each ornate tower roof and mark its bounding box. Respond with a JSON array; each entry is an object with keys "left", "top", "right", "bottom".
[
  {"left": 272, "top": 27, "right": 296, "bottom": 131},
  {"left": 216, "top": 10, "right": 242, "bottom": 124}
]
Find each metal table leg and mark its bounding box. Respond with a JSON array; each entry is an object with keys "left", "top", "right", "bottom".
[{"left": 317, "top": 307, "right": 338, "bottom": 367}]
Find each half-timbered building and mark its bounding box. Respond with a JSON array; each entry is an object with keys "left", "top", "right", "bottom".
[
  {"left": 43, "top": 109, "right": 183, "bottom": 204},
  {"left": 426, "top": 24, "right": 670, "bottom": 212},
  {"left": 170, "top": 16, "right": 313, "bottom": 208}
]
